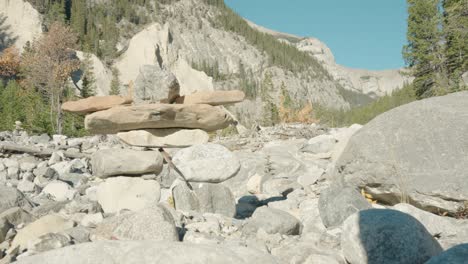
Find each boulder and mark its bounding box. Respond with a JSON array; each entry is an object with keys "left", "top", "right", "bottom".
[
  {"left": 426, "top": 244, "right": 468, "bottom": 264},
  {"left": 11, "top": 214, "right": 74, "bottom": 251},
  {"left": 336, "top": 92, "right": 468, "bottom": 213},
  {"left": 91, "top": 149, "right": 163, "bottom": 178},
  {"left": 0, "top": 207, "right": 34, "bottom": 227},
  {"left": 92, "top": 206, "right": 178, "bottom": 242},
  {"left": 301, "top": 134, "right": 337, "bottom": 155},
  {"left": 0, "top": 218, "right": 12, "bottom": 243},
  {"left": 318, "top": 184, "right": 371, "bottom": 228},
  {"left": 62, "top": 96, "right": 132, "bottom": 114},
  {"left": 42, "top": 181, "right": 77, "bottom": 202},
  {"left": 134, "top": 65, "right": 180, "bottom": 103},
  {"left": 243, "top": 206, "right": 301, "bottom": 236},
  {"left": 195, "top": 183, "right": 236, "bottom": 217},
  {"left": 117, "top": 129, "right": 209, "bottom": 147},
  {"left": 172, "top": 143, "right": 240, "bottom": 183},
  {"left": 172, "top": 181, "right": 200, "bottom": 212},
  {"left": 27, "top": 233, "right": 72, "bottom": 253},
  {"left": 175, "top": 90, "right": 245, "bottom": 106},
  {"left": 0, "top": 185, "right": 31, "bottom": 214},
  {"left": 85, "top": 103, "right": 233, "bottom": 134},
  {"left": 393, "top": 203, "right": 468, "bottom": 249},
  {"left": 341, "top": 209, "right": 443, "bottom": 264},
  {"left": 96, "top": 177, "right": 161, "bottom": 214},
  {"left": 14, "top": 240, "right": 280, "bottom": 264}
]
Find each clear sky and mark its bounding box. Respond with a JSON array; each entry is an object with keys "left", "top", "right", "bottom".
[{"left": 224, "top": 0, "right": 408, "bottom": 70}]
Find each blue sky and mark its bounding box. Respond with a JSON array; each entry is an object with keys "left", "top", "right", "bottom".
[{"left": 224, "top": 0, "right": 408, "bottom": 70}]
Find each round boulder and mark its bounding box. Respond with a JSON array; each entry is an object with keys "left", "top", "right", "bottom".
[
  {"left": 172, "top": 143, "right": 240, "bottom": 183},
  {"left": 341, "top": 209, "right": 443, "bottom": 264}
]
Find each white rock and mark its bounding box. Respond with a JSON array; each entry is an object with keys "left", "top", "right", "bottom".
[
  {"left": 42, "top": 181, "right": 77, "bottom": 202},
  {"left": 247, "top": 173, "right": 263, "bottom": 194},
  {"left": 80, "top": 213, "right": 104, "bottom": 228},
  {"left": 117, "top": 129, "right": 209, "bottom": 147},
  {"left": 17, "top": 180, "right": 36, "bottom": 193},
  {"left": 173, "top": 143, "right": 240, "bottom": 183},
  {"left": 11, "top": 214, "right": 75, "bottom": 251},
  {"left": 96, "top": 177, "right": 161, "bottom": 214}
]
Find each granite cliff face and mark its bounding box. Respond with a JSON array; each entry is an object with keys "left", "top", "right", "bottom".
[{"left": 0, "top": 0, "right": 412, "bottom": 126}]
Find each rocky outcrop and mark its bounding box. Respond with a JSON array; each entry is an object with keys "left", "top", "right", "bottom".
[
  {"left": 61, "top": 96, "right": 132, "bottom": 114},
  {"left": 0, "top": 0, "right": 42, "bottom": 51},
  {"left": 336, "top": 92, "right": 468, "bottom": 214},
  {"left": 75, "top": 51, "right": 113, "bottom": 96}
]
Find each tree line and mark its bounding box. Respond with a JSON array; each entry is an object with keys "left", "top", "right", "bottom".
[{"left": 403, "top": 0, "right": 467, "bottom": 98}]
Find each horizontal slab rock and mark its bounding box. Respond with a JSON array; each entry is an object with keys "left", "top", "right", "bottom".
[
  {"left": 96, "top": 177, "right": 161, "bottom": 214},
  {"left": 62, "top": 96, "right": 132, "bottom": 114},
  {"left": 92, "top": 206, "right": 178, "bottom": 242},
  {"left": 342, "top": 209, "right": 442, "bottom": 264},
  {"left": 85, "top": 103, "right": 233, "bottom": 134},
  {"left": 14, "top": 240, "right": 280, "bottom": 264},
  {"left": 11, "top": 214, "right": 74, "bottom": 251},
  {"left": 175, "top": 90, "right": 245, "bottom": 106},
  {"left": 117, "top": 129, "right": 209, "bottom": 147},
  {"left": 91, "top": 149, "right": 163, "bottom": 178},
  {"left": 172, "top": 143, "right": 241, "bottom": 183}
]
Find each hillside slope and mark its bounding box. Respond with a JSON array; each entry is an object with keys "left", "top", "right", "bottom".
[{"left": 0, "top": 0, "right": 412, "bottom": 126}]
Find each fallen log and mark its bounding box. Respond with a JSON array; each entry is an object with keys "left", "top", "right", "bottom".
[
  {"left": 85, "top": 103, "right": 233, "bottom": 135},
  {"left": 0, "top": 142, "right": 90, "bottom": 159}
]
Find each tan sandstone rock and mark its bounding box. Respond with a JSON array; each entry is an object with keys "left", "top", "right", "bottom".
[
  {"left": 85, "top": 104, "right": 233, "bottom": 134},
  {"left": 175, "top": 90, "right": 245, "bottom": 106},
  {"left": 62, "top": 96, "right": 132, "bottom": 114},
  {"left": 117, "top": 129, "right": 209, "bottom": 147}
]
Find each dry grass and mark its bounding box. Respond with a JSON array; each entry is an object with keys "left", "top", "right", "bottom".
[{"left": 278, "top": 96, "right": 318, "bottom": 124}]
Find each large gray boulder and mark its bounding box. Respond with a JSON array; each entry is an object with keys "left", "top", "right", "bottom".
[
  {"left": 173, "top": 143, "right": 241, "bottom": 183},
  {"left": 134, "top": 65, "right": 180, "bottom": 103},
  {"left": 91, "top": 149, "right": 163, "bottom": 178},
  {"left": 92, "top": 205, "right": 178, "bottom": 242},
  {"left": 425, "top": 244, "right": 468, "bottom": 264},
  {"left": 336, "top": 92, "right": 468, "bottom": 213},
  {"left": 14, "top": 240, "right": 280, "bottom": 264},
  {"left": 341, "top": 209, "right": 442, "bottom": 264},
  {"left": 243, "top": 206, "right": 301, "bottom": 236},
  {"left": 318, "top": 184, "right": 371, "bottom": 228}
]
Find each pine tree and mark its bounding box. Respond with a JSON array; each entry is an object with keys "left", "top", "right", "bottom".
[
  {"left": 70, "top": 0, "right": 87, "bottom": 43},
  {"left": 443, "top": 0, "right": 468, "bottom": 91},
  {"left": 81, "top": 52, "right": 96, "bottom": 98},
  {"left": 109, "top": 67, "right": 121, "bottom": 95},
  {"left": 403, "top": 0, "right": 445, "bottom": 98}
]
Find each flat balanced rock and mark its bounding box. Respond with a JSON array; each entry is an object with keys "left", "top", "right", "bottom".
[
  {"left": 85, "top": 104, "right": 233, "bottom": 134},
  {"left": 175, "top": 90, "right": 245, "bottom": 106},
  {"left": 62, "top": 96, "right": 132, "bottom": 114},
  {"left": 117, "top": 129, "right": 209, "bottom": 147}
]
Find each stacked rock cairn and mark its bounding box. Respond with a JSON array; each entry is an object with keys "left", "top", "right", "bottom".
[{"left": 61, "top": 86, "right": 246, "bottom": 216}]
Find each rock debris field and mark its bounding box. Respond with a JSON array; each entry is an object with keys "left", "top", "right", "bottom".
[{"left": 0, "top": 92, "right": 467, "bottom": 264}]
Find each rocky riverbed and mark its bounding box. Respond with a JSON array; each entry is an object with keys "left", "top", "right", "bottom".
[{"left": 0, "top": 92, "right": 467, "bottom": 264}]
